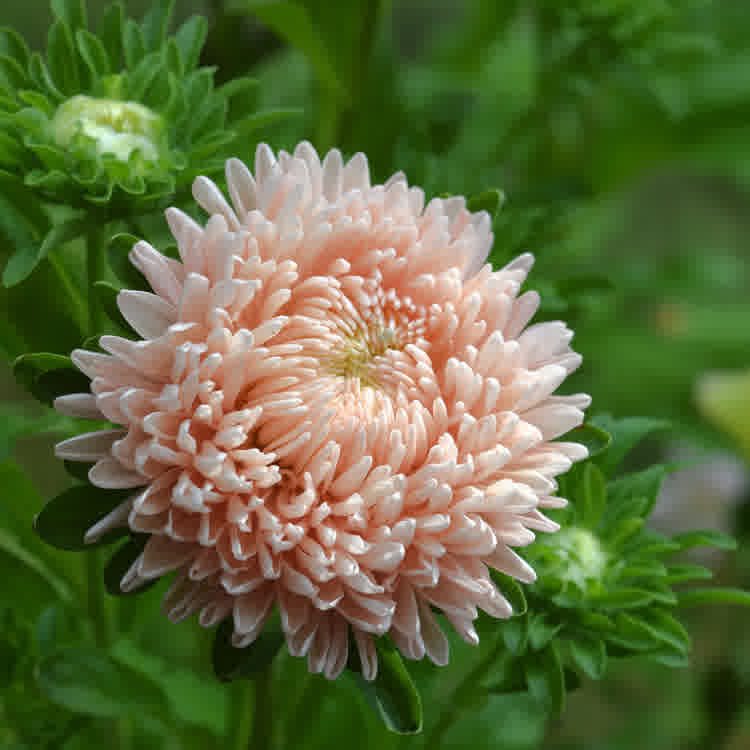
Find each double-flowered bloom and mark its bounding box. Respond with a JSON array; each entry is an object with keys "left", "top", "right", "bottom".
[{"left": 55, "top": 142, "right": 589, "bottom": 679}]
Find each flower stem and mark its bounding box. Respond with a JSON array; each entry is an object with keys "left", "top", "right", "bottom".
[
  {"left": 249, "top": 667, "right": 274, "bottom": 750},
  {"left": 229, "top": 679, "right": 254, "bottom": 750},
  {"left": 86, "top": 225, "right": 107, "bottom": 335},
  {"left": 86, "top": 548, "right": 112, "bottom": 648}
]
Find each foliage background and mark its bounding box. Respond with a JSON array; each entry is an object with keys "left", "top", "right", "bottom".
[{"left": 1, "top": 0, "right": 749, "bottom": 748}]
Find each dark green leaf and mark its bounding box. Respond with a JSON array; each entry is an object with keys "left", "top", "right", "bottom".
[
  {"left": 98, "top": 3, "right": 124, "bottom": 71},
  {"left": 569, "top": 636, "right": 607, "bottom": 680},
  {"left": 467, "top": 188, "right": 505, "bottom": 219},
  {"left": 525, "top": 644, "right": 565, "bottom": 714},
  {"left": 38, "top": 646, "right": 171, "bottom": 720},
  {"left": 0, "top": 132, "right": 22, "bottom": 167},
  {"left": 566, "top": 423, "right": 612, "bottom": 461},
  {"left": 122, "top": 19, "right": 146, "bottom": 70},
  {"left": 141, "top": 0, "right": 175, "bottom": 51},
  {"left": 0, "top": 27, "right": 31, "bottom": 71},
  {"left": 31, "top": 367, "right": 91, "bottom": 407},
  {"left": 3, "top": 217, "right": 86, "bottom": 287},
  {"left": 671, "top": 530, "right": 737, "bottom": 552},
  {"left": 34, "top": 485, "right": 132, "bottom": 551},
  {"left": 76, "top": 29, "right": 111, "bottom": 77},
  {"left": 212, "top": 618, "right": 284, "bottom": 682},
  {"left": 104, "top": 536, "right": 151, "bottom": 596},
  {"left": 664, "top": 564, "right": 713, "bottom": 585},
  {"left": 501, "top": 617, "right": 528, "bottom": 654},
  {"left": 51, "top": 0, "right": 88, "bottom": 32},
  {"left": 490, "top": 570, "right": 527, "bottom": 616},
  {"left": 174, "top": 15, "right": 207, "bottom": 72},
  {"left": 47, "top": 19, "right": 80, "bottom": 96},
  {"left": 0, "top": 52, "right": 27, "bottom": 89},
  {"left": 591, "top": 415, "right": 671, "bottom": 475},
  {"left": 677, "top": 587, "right": 750, "bottom": 607},
  {"left": 527, "top": 615, "right": 562, "bottom": 650},
  {"left": 64, "top": 459, "right": 94, "bottom": 482},
  {"left": 12, "top": 352, "right": 74, "bottom": 391},
  {"left": 354, "top": 638, "right": 422, "bottom": 734},
  {"left": 107, "top": 232, "right": 148, "bottom": 290},
  {"left": 93, "top": 280, "right": 132, "bottom": 332},
  {"left": 0, "top": 193, "right": 45, "bottom": 289},
  {"left": 608, "top": 464, "right": 671, "bottom": 518}
]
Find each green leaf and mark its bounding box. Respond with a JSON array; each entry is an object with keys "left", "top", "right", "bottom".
[
  {"left": 590, "top": 587, "right": 655, "bottom": 611},
  {"left": 212, "top": 618, "right": 284, "bottom": 682},
  {"left": 140, "top": 0, "right": 175, "bottom": 51},
  {"left": 76, "top": 29, "right": 111, "bottom": 77},
  {"left": 590, "top": 415, "right": 671, "bottom": 475},
  {"left": 569, "top": 636, "right": 607, "bottom": 680},
  {"left": 566, "top": 423, "right": 612, "bottom": 461},
  {"left": 51, "top": 0, "right": 88, "bottom": 32},
  {"left": 174, "top": 15, "right": 207, "bottom": 72},
  {"left": 246, "top": 2, "right": 347, "bottom": 98},
  {"left": 3, "top": 217, "right": 86, "bottom": 287},
  {"left": 93, "top": 280, "right": 132, "bottom": 332},
  {"left": 577, "top": 462, "right": 607, "bottom": 528},
  {"left": 467, "top": 188, "right": 505, "bottom": 219},
  {"left": 0, "top": 27, "right": 31, "bottom": 71},
  {"left": 556, "top": 273, "right": 615, "bottom": 298},
  {"left": 490, "top": 570, "right": 527, "bottom": 616},
  {"left": 671, "top": 530, "right": 737, "bottom": 552},
  {"left": 525, "top": 644, "right": 565, "bottom": 714},
  {"left": 354, "top": 638, "right": 423, "bottom": 734},
  {"left": 608, "top": 464, "right": 672, "bottom": 519},
  {"left": 47, "top": 19, "right": 81, "bottom": 97},
  {"left": 0, "top": 52, "right": 28, "bottom": 89},
  {"left": 35, "top": 485, "right": 132, "bottom": 551},
  {"left": 0, "top": 527, "right": 73, "bottom": 604},
  {"left": 677, "top": 588, "right": 750, "bottom": 607},
  {"left": 0, "top": 131, "right": 22, "bottom": 168},
  {"left": 664, "top": 564, "right": 713, "bottom": 585},
  {"left": 122, "top": 19, "right": 146, "bottom": 70},
  {"left": 107, "top": 232, "right": 148, "bottom": 290},
  {"left": 527, "top": 614, "right": 562, "bottom": 651},
  {"left": 501, "top": 617, "right": 528, "bottom": 654},
  {"left": 12, "top": 352, "right": 75, "bottom": 390},
  {"left": 0, "top": 193, "right": 46, "bottom": 289},
  {"left": 112, "top": 638, "right": 227, "bottom": 735},
  {"left": 31, "top": 367, "right": 91, "bottom": 407},
  {"left": 38, "top": 646, "right": 171, "bottom": 721},
  {"left": 103, "top": 536, "right": 151, "bottom": 596},
  {"left": 98, "top": 2, "right": 124, "bottom": 71}
]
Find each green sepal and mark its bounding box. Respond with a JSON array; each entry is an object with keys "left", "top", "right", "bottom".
[
  {"left": 51, "top": 0, "right": 88, "bottom": 33},
  {"left": 352, "top": 637, "right": 423, "bottom": 735},
  {"left": 98, "top": 3, "right": 124, "bottom": 72},
  {"left": 47, "top": 19, "right": 81, "bottom": 97},
  {"left": 34, "top": 485, "right": 132, "bottom": 550},
  {"left": 0, "top": 27, "right": 31, "bottom": 72},
  {"left": 211, "top": 616, "right": 285, "bottom": 683}
]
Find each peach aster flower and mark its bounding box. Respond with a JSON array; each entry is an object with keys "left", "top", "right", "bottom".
[{"left": 54, "top": 142, "right": 589, "bottom": 679}]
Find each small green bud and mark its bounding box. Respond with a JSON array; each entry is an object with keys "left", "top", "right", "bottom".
[
  {"left": 553, "top": 527, "right": 607, "bottom": 588},
  {"left": 52, "top": 95, "right": 164, "bottom": 166}
]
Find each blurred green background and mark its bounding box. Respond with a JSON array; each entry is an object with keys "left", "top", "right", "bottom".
[{"left": 1, "top": 1, "right": 749, "bottom": 748}]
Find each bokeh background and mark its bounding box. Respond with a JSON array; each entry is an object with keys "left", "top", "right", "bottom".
[{"left": 1, "top": 1, "right": 749, "bottom": 748}]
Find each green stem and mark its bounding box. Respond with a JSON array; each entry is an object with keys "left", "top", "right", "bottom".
[
  {"left": 86, "top": 548, "right": 112, "bottom": 648},
  {"left": 229, "top": 679, "right": 254, "bottom": 750},
  {"left": 86, "top": 225, "right": 106, "bottom": 335},
  {"left": 249, "top": 667, "right": 274, "bottom": 750}
]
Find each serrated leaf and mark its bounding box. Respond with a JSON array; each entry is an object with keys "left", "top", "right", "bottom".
[
  {"left": 591, "top": 415, "right": 671, "bottom": 475},
  {"left": 671, "top": 530, "right": 737, "bottom": 552},
  {"left": 569, "top": 636, "right": 607, "bottom": 680},
  {"left": 467, "top": 188, "right": 505, "bottom": 219},
  {"left": 246, "top": 2, "right": 347, "bottom": 98},
  {"left": 3, "top": 217, "right": 86, "bottom": 287},
  {"left": 174, "top": 14, "right": 207, "bottom": 72},
  {"left": 677, "top": 587, "right": 750, "bottom": 607},
  {"left": 608, "top": 463, "right": 671, "bottom": 519},
  {"left": 354, "top": 638, "right": 422, "bottom": 734},
  {"left": 525, "top": 644, "right": 565, "bottom": 714},
  {"left": 212, "top": 618, "right": 284, "bottom": 682},
  {"left": 35, "top": 485, "right": 132, "bottom": 551},
  {"left": 38, "top": 646, "right": 171, "bottom": 721}
]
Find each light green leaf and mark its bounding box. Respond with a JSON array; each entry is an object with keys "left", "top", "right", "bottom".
[
  {"left": 467, "top": 188, "right": 505, "bottom": 219},
  {"left": 38, "top": 646, "right": 171, "bottom": 720},
  {"left": 174, "top": 15, "right": 208, "bottom": 72},
  {"left": 47, "top": 19, "right": 81, "bottom": 97},
  {"left": 245, "top": 2, "right": 347, "bottom": 98},
  {"left": 591, "top": 415, "right": 671, "bottom": 475},
  {"left": 51, "top": 0, "right": 88, "bottom": 32},
  {"left": 578, "top": 462, "right": 607, "bottom": 528},
  {"left": 76, "top": 29, "right": 111, "bottom": 78},
  {"left": 677, "top": 587, "right": 750, "bottom": 607},
  {"left": 671, "top": 529, "right": 737, "bottom": 552},
  {"left": 569, "top": 636, "right": 607, "bottom": 680},
  {"left": 525, "top": 644, "right": 565, "bottom": 714}
]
